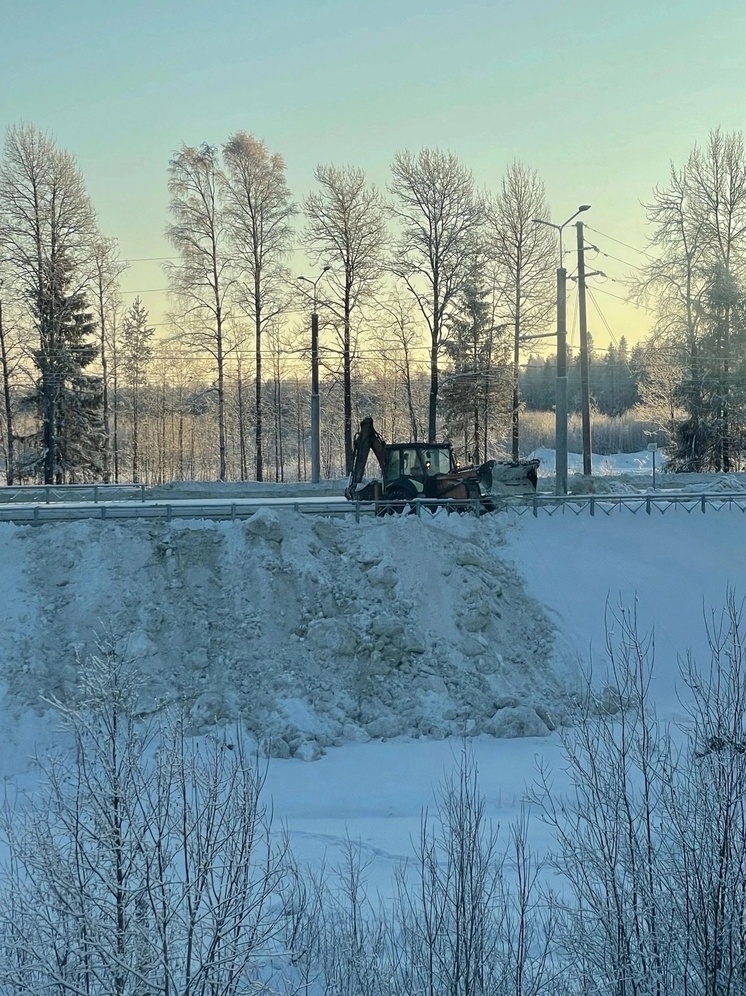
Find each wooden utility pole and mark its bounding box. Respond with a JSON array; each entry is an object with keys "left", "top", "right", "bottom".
[{"left": 576, "top": 221, "right": 592, "bottom": 476}]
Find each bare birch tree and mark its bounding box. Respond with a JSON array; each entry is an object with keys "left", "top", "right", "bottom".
[
  {"left": 165, "top": 143, "right": 234, "bottom": 480},
  {"left": 376, "top": 289, "right": 426, "bottom": 441},
  {"left": 92, "top": 238, "right": 127, "bottom": 481},
  {"left": 389, "top": 148, "right": 483, "bottom": 442},
  {"left": 487, "top": 161, "right": 555, "bottom": 460},
  {"left": 222, "top": 132, "right": 295, "bottom": 482},
  {"left": 303, "top": 164, "right": 388, "bottom": 471}
]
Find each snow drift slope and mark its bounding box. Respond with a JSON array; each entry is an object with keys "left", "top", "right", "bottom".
[{"left": 0, "top": 510, "right": 563, "bottom": 758}]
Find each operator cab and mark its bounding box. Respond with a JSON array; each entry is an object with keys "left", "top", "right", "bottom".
[{"left": 384, "top": 444, "right": 456, "bottom": 492}]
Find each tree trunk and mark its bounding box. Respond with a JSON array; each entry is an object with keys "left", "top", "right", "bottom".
[
  {"left": 43, "top": 373, "right": 56, "bottom": 485},
  {"left": 112, "top": 339, "right": 120, "bottom": 483},
  {"left": 237, "top": 354, "right": 247, "bottom": 480},
  {"left": 273, "top": 369, "right": 280, "bottom": 482},
  {"left": 216, "top": 317, "right": 227, "bottom": 481},
  {"left": 0, "top": 302, "right": 16, "bottom": 485},
  {"left": 428, "top": 336, "right": 438, "bottom": 443},
  {"left": 277, "top": 375, "right": 284, "bottom": 483},
  {"left": 132, "top": 382, "right": 139, "bottom": 484},
  {"left": 97, "top": 277, "right": 111, "bottom": 483},
  {"left": 344, "top": 286, "right": 353, "bottom": 473},
  {"left": 255, "top": 275, "right": 263, "bottom": 482},
  {"left": 512, "top": 276, "right": 521, "bottom": 461},
  {"left": 722, "top": 302, "right": 730, "bottom": 473}
]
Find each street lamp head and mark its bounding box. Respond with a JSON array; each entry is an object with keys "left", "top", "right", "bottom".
[
  {"left": 322, "top": 264, "right": 332, "bottom": 273},
  {"left": 578, "top": 204, "right": 591, "bottom": 213}
]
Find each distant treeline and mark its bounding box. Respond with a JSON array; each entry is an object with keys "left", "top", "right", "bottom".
[{"left": 519, "top": 337, "right": 645, "bottom": 416}]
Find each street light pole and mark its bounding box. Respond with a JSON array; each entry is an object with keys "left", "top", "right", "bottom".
[
  {"left": 533, "top": 205, "right": 590, "bottom": 494},
  {"left": 555, "top": 266, "right": 568, "bottom": 495},
  {"left": 298, "top": 266, "right": 331, "bottom": 484}
]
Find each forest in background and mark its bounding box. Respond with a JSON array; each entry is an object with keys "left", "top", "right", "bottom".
[{"left": 1, "top": 124, "right": 745, "bottom": 485}]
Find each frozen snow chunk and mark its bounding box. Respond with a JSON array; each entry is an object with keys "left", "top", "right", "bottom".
[
  {"left": 365, "top": 565, "right": 399, "bottom": 590},
  {"left": 306, "top": 618, "right": 357, "bottom": 655},
  {"left": 365, "top": 715, "right": 403, "bottom": 739},
  {"left": 455, "top": 549, "right": 485, "bottom": 568},
  {"left": 244, "top": 508, "right": 283, "bottom": 545},
  {"left": 342, "top": 722, "right": 371, "bottom": 743},
  {"left": 294, "top": 738, "right": 323, "bottom": 761},
  {"left": 312, "top": 519, "right": 341, "bottom": 551},
  {"left": 484, "top": 705, "right": 550, "bottom": 738}
]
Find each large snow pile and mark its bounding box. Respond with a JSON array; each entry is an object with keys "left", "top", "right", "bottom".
[{"left": 0, "top": 510, "right": 565, "bottom": 759}]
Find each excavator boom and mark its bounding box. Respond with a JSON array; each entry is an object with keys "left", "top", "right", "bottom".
[{"left": 345, "top": 417, "right": 388, "bottom": 500}]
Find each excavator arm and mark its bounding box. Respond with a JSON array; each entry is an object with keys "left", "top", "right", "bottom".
[{"left": 345, "top": 417, "right": 388, "bottom": 499}]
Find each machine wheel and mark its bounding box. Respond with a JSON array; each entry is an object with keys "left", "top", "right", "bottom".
[{"left": 376, "top": 483, "right": 417, "bottom": 516}]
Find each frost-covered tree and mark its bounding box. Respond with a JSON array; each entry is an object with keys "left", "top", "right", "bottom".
[
  {"left": 390, "top": 148, "right": 483, "bottom": 442},
  {"left": 537, "top": 595, "right": 746, "bottom": 996},
  {"left": 487, "top": 161, "right": 554, "bottom": 460},
  {"left": 0, "top": 650, "right": 292, "bottom": 996},
  {"left": 0, "top": 123, "right": 100, "bottom": 482},
  {"left": 222, "top": 132, "right": 296, "bottom": 482},
  {"left": 120, "top": 296, "right": 154, "bottom": 483},
  {"left": 166, "top": 143, "right": 234, "bottom": 480},
  {"left": 303, "top": 164, "right": 388, "bottom": 472},
  {"left": 640, "top": 129, "right": 746, "bottom": 471},
  {"left": 92, "top": 238, "right": 128, "bottom": 481}
]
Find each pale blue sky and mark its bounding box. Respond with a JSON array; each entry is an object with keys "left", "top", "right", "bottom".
[{"left": 3, "top": 0, "right": 746, "bottom": 345}]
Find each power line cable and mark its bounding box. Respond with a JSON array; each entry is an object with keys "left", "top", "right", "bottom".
[{"left": 583, "top": 225, "right": 655, "bottom": 259}]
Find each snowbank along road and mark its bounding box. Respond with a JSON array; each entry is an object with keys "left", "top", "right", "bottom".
[{"left": 0, "top": 509, "right": 563, "bottom": 759}]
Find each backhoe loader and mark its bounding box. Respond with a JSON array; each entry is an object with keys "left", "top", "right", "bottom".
[{"left": 344, "top": 417, "right": 539, "bottom": 513}]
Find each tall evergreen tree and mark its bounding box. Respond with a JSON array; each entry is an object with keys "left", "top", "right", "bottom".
[
  {"left": 441, "top": 281, "right": 508, "bottom": 462},
  {"left": 0, "top": 123, "right": 100, "bottom": 482},
  {"left": 674, "top": 264, "right": 746, "bottom": 470},
  {"left": 20, "top": 268, "right": 102, "bottom": 482}
]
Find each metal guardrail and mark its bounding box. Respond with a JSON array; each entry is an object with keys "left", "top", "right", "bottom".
[
  {"left": 509, "top": 492, "right": 746, "bottom": 517},
  {"left": 0, "top": 491, "right": 745, "bottom": 526},
  {"left": 0, "top": 483, "right": 147, "bottom": 504}
]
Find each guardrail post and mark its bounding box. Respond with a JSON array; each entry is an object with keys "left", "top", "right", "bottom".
[
  {"left": 355, "top": 501, "right": 361, "bottom": 523},
  {"left": 34, "top": 506, "right": 39, "bottom": 525},
  {"left": 94, "top": 486, "right": 99, "bottom": 503},
  {"left": 414, "top": 498, "right": 421, "bottom": 518},
  {"left": 590, "top": 496, "right": 595, "bottom": 516},
  {"left": 231, "top": 503, "right": 236, "bottom": 521},
  {"left": 646, "top": 496, "right": 651, "bottom": 515},
  {"left": 701, "top": 495, "right": 706, "bottom": 513},
  {"left": 166, "top": 504, "right": 172, "bottom": 522},
  {"left": 45, "top": 486, "right": 50, "bottom": 504},
  {"left": 533, "top": 494, "right": 538, "bottom": 517}
]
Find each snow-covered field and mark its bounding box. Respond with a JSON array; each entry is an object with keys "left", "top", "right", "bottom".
[{"left": 0, "top": 452, "right": 744, "bottom": 891}]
